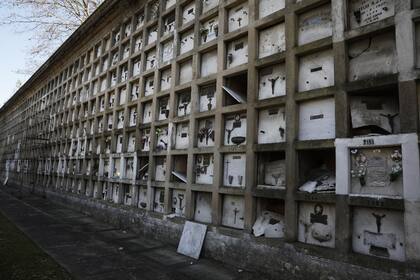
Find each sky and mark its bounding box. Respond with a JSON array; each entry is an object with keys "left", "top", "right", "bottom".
[{"left": 0, "top": 7, "right": 32, "bottom": 108}]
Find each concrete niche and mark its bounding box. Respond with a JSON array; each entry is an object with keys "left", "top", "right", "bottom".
[
  {"left": 224, "top": 114, "right": 246, "bottom": 146},
  {"left": 172, "top": 155, "right": 188, "bottom": 183},
  {"left": 298, "top": 202, "right": 336, "bottom": 248},
  {"left": 124, "top": 157, "right": 134, "bottom": 180},
  {"left": 228, "top": 3, "right": 249, "bottom": 32},
  {"left": 123, "top": 185, "right": 132, "bottom": 206},
  {"left": 298, "top": 49, "right": 334, "bottom": 92},
  {"left": 223, "top": 153, "right": 246, "bottom": 188},
  {"left": 142, "top": 102, "right": 152, "bottom": 124},
  {"left": 298, "top": 4, "right": 332, "bottom": 46},
  {"left": 349, "top": 0, "right": 395, "bottom": 30},
  {"left": 201, "top": 50, "right": 218, "bottom": 77},
  {"left": 197, "top": 118, "right": 215, "bottom": 148},
  {"left": 172, "top": 189, "right": 186, "bottom": 217},
  {"left": 348, "top": 32, "right": 397, "bottom": 82},
  {"left": 157, "top": 97, "right": 169, "bottom": 121},
  {"left": 144, "top": 75, "right": 154, "bottom": 97},
  {"left": 177, "top": 91, "right": 191, "bottom": 117},
  {"left": 353, "top": 207, "right": 405, "bottom": 261},
  {"left": 180, "top": 30, "right": 194, "bottom": 55},
  {"left": 258, "top": 64, "right": 286, "bottom": 100},
  {"left": 200, "top": 17, "right": 218, "bottom": 44},
  {"left": 202, "top": 0, "right": 218, "bottom": 14},
  {"left": 146, "top": 49, "right": 157, "bottom": 70},
  {"left": 227, "top": 37, "right": 248, "bottom": 69},
  {"left": 253, "top": 198, "right": 285, "bottom": 238},
  {"left": 148, "top": 25, "right": 158, "bottom": 45},
  {"left": 258, "top": 107, "right": 286, "bottom": 144},
  {"left": 298, "top": 98, "right": 335, "bottom": 141},
  {"left": 259, "top": 23, "right": 285, "bottom": 59},
  {"left": 199, "top": 84, "right": 216, "bottom": 112},
  {"left": 153, "top": 188, "right": 165, "bottom": 213},
  {"left": 138, "top": 186, "right": 148, "bottom": 209},
  {"left": 129, "top": 107, "right": 137, "bottom": 127},
  {"left": 257, "top": 151, "right": 286, "bottom": 190},
  {"left": 117, "top": 111, "right": 124, "bottom": 129},
  {"left": 165, "top": 0, "right": 176, "bottom": 10},
  {"left": 155, "top": 157, "right": 167, "bottom": 182},
  {"left": 127, "top": 132, "right": 136, "bottom": 152},
  {"left": 141, "top": 128, "right": 151, "bottom": 152},
  {"left": 160, "top": 68, "right": 172, "bottom": 91},
  {"left": 111, "top": 183, "right": 120, "bottom": 203},
  {"left": 116, "top": 134, "right": 123, "bottom": 153},
  {"left": 182, "top": 1, "right": 196, "bottom": 25},
  {"left": 137, "top": 157, "right": 149, "bottom": 180},
  {"left": 155, "top": 126, "right": 169, "bottom": 151},
  {"left": 222, "top": 195, "right": 245, "bottom": 229},
  {"left": 179, "top": 60, "right": 193, "bottom": 85},
  {"left": 162, "top": 40, "right": 174, "bottom": 63},
  {"left": 174, "top": 122, "right": 190, "bottom": 149},
  {"left": 162, "top": 13, "right": 175, "bottom": 35},
  {"left": 195, "top": 154, "right": 214, "bottom": 184},
  {"left": 259, "top": 0, "right": 284, "bottom": 18},
  {"left": 194, "top": 192, "right": 212, "bottom": 223}
]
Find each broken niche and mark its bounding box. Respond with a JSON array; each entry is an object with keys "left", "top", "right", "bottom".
[
  {"left": 257, "top": 151, "right": 286, "bottom": 190},
  {"left": 253, "top": 198, "right": 285, "bottom": 238},
  {"left": 172, "top": 155, "right": 188, "bottom": 183}
]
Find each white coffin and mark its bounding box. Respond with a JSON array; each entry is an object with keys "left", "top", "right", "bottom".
[
  {"left": 349, "top": 0, "right": 395, "bottom": 30},
  {"left": 298, "top": 49, "right": 334, "bottom": 92},
  {"left": 197, "top": 118, "right": 215, "bottom": 147},
  {"left": 146, "top": 50, "right": 157, "bottom": 70},
  {"left": 155, "top": 157, "right": 167, "bottom": 181},
  {"left": 298, "top": 202, "right": 335, "bottom": 248},
  {"left": 259, "top": 23, "right": 285, "bottom": 58},
  {"left": 201, "top": 50, "right": 217, "bottom": 77},
  {"left": 175, "top": 123, "right": 190, "bottom": 149},
  {"left": 298, "top": 4, "right": 332, "bottom": 46},
  {"left": 224, "top": 115, "right": 246, "bottom": 146},
  {"left": 142, "top": 102, "right": 152, "bottom": 124},
  {"left": 160, "top": 69, "right": 172, "bottom": 91},
  {"left": 222, "top": 195, "right": 245, "bottom": 229},
  {"left": 353, "top": 207, "right": 405, "bottom": 261},
  {"left": 162, "top": 40, "right": 174, "bottom": 63},
  {"left": 298, "top": 98, "right": 335, "bottom": 140},
  {"left": 228, "top": 4, "right": 249, "bottom": 32},
  {"left": 223, "top": 153, "right": 246, "bottom": 187},
  {"left": 348, "top": 32, "right": 397, "bottom": 81},
  {"left": 180, "top": 30, "right": 194, "bottom": 55},
  {"left": 138, "top": 186, "right": 148, "bottom": 209},
  {"left": 258, "top": 107, "right": 286, "bottom": 144},
  {"left": 194, "top": 192, "right": 212, "bottom": 223},
  {"left": 172, "top": 189, "right": 186, "bottom": 217},
  {"left": 199, "top": 85, "right": 216, "bottom": 112},
  {"left": 259, "top": 0, "right": 284, "bottom": 18},
  {"left": 258, "top": 64, "right": 286, "bottom": 100},
  {"left": 201, "top": 17, "right": 218, "bottom": 44},
  {"left": 179, "top": 60, "right": 193, "bottom": 85},
  {"left": 144, "top": 76, "right": 155, "bottom": 97},
  {"left": 182, "top": 2, "right": 196, "bottom": 25},
  {"left": 227, "top": 37, "right": 248, "bottom": 68},
  {"left": 202, "top": 0, "right": 218, "bottom": 13},
  {"left": 195, "top": 154, "right": 214, "bottom": 184},
  {"left": 154, "top": 188, "right": 165, "bottom": 213}
]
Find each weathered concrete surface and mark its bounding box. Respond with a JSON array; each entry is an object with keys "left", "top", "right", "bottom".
[{"left": 0, "top": 187, "right": 263, "bottom": 280}]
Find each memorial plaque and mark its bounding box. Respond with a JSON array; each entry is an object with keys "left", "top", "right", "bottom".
[
  {"left": 223, "top": 153, "right": 246, "bottom": 188},
  {"left": 258, "top": 107, "right": 286, "bottom": 144},
  {"left": 201, "top": 50, "right": 217, "bottom": 77},
  {"left": 259, "top": 0, "right": 285, "bottom": 19},
  {"left": 179, "top": 60, "right": 193, "bottom": 85},
  {"left": 349, "top": 0, "right": 395, "bottom": 29},
  {"left": 195, "top": 154, "right": 214, "bottom": 185},
  {"left": 258, "top": 64, "right": 286, "bottom": 100},
  {"left": 194, "top": 192, "right": 212, "bottom": 223},
  {"left": 153, "top": 188, "right": 165, "bottom": 213},
  {"left": 182, "top": 2, "right": 196, "bottom": 25},
  {"left": 172, "top": 189, "right": 186, "bottom": 217},
  {"left": 298, "top": 49, "right": 334, "bottom": 92},
  {"left": 259, "top": 23, "right": 285, "bottom": 58},
  {"left": 299, "top": 98, "right": 335, "bottom": 140},
  {"left": 138, "top": 186, "right": 148, "bottom": 209},
  {"left": 227, "top": 37, "right": 248, "bottom": 69},
  {"left": 298, "top": 4, "right": 332, "bottom": 45},
  {"left": 222, "top": 195, "right": 245, "bottom": 229},
  {"left": 228, "top": 4, "right": 249, "bottom": 32}
]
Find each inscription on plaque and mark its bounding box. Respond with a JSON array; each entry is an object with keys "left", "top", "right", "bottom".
[{"left": 349, "top": 0, "right": 395, "bottom": 29}]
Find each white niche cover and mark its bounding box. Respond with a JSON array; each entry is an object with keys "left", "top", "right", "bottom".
[
  {"left": 299, "top": 98, "right": 335, "bottom": 141},
  {"left": 298, "top": 49, "right": 334, "bottom": 92}
]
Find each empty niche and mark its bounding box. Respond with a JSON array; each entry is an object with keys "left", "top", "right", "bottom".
[
  {"left": 353, "top": 207, "right": 405, "bottom": 261},
  {"left": 145, "top": 49, "right": 157, "bottom": 70},
  {"left": 177, "top": 90, "right": 191, "bottom": 117},
  {"left": 179, "top": 60, "right": 193, "bottom": 85},
  {"left": 199, "top": 84, "right": 216, "bottom": 112},
  {"left": 298, "top": 202, "right": 336, "bottom": 248},
  {"left": 223, "top": 73, "right": 247, "bottom": 106},
  {"left": 162, "top": 13, "right": 175, "bottom": 36},
  {"left": 194, "top": 192, "right": 212, "bottom": 223},
  {"left": 200, "top": 17, "right": 219, "bottom": 44},
  {"left": 172, "top": 155, "right": 188, "bottom": 183},
  {"left": 223, "top": 153, "right": 246, "bottom": 188},
  {"left": 257, "top": 151, "right": 286, "bottom": 190},
  {"left": 124, "top": 157, "right": 134, "bottom": 180},
  {"left": 259, "top": 0, "right": 285, "bottom": 18},
  {"left": 298, "top": 4, "right": 332, "bottom": 46},
  {"left": 180, "top": 29, "right": 195, "bottom": 55},
  {"left": 298, "top": 149, "right": 336, "bottom": 194},
  {"left": 259, "top": 23, "right": 286, "bottom": 59},
  {"left": 157, "top": 96, "right": 170, "bottom": 121},
  {"left": 171, "top": 189, "right": 186, "bottom": 217},
  {"left": 226, "top": 37, "right": 248, "bottom": 69},
  {"left": 348, "top": 0, "right": 395, "bottom": 30},
  {"left": 160, "top": 68, "right": 172, "bottom": 91},
  {"left": 298, "top": 98, "right": 335, "bottom": 141},
  {"left": 153, "top": 188, "right": 165, "bottom": 213},
  {"left": 174, "top": 122, "right": 190, "bottom": 149},
  {"left": 182, "top": 1, "right": 196, "bottom": 25},
  {"left": 350, "top": 89, "right": 400, "bottom": 136},
  {"left": 161, "top": 40, "right": 174, "bottom": 63},
  {"left": 348, "top": 32, "right": 397, "bottom": 82},
  {"left": 195, "top": 154, "right": 214, "bottom": 184},
  {"left": 202, "top": 0, "right": 218, "bottom": 14},
  {"left": 155, "top": 126, "right": 169, "bottom": 151},
  {"left": 350, "top": 146, "right": 403, "bottom": 197},
  {"left": 298, "top": 49, "right": 334, "bottom": 92},
  {"left": 142, "top": 102, "right": 153, "bottom": 124},
  {"left": 137, "top": 156, "right": 149, "bottom": 180},
  {"left": 222, "top": 195, "right": 245, "bottom": 229},
  {"left": 138, "top": 186, "right": 148, "bottom": 209},
  {"left": 228, "top": 3, "right": 249, "bottom": 32},
  {"left": 258, "top": 64, "right": 286, "bottom": 100},
  {"left": 224, "top": 113, "right": 247, "bottom": 146},
  {"left": 148, "top": 0, "right": 159, "bottom": 21},
  {"left": 154, "top": 157, "right": 167, "bottom": 181},
  {"left": 144, "top": 75, "right": 155, "bottom": 97},
  {"left": 140, "top": 128, "right": 151, "bottom": 152},
  {"left": 253, "top": 198, "right": 285, "bottom": 238},
  {"left": 123, "top": 184, "right": 132, "bottom": 205},
  {"left": 201, "top": 49, "right": 218, "bottom": 77},
  {"left": 258, "top": 107, "right": 286, "bottom": 144},
  {"left": 197, "top": 118, "right": 215, "bottom": 147}
]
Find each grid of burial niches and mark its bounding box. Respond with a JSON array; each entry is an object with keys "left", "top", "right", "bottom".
[{"left": 12, "top": 0, "right": 408, "bottom": 257}]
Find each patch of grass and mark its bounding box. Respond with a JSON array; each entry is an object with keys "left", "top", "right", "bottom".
[{"left": 0, "top": 211, "right": 72, "bottom": 280}]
